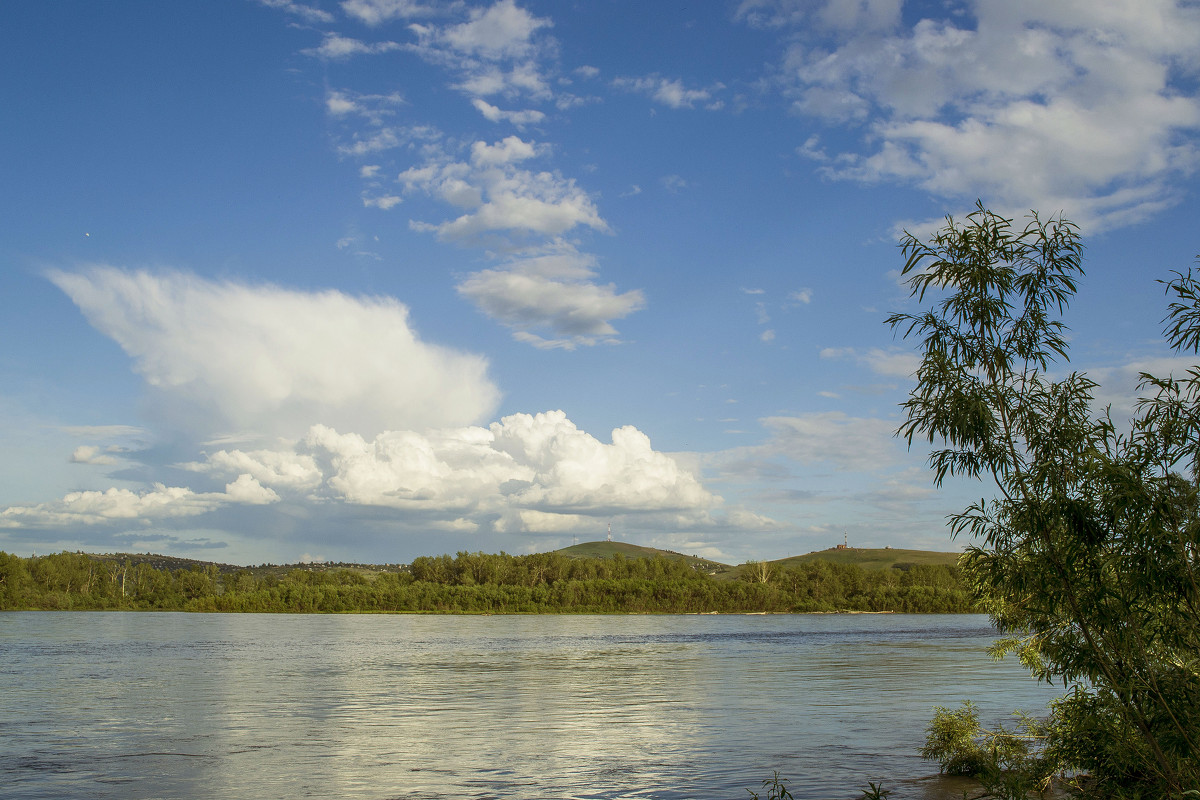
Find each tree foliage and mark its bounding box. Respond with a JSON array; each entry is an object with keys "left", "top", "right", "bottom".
[
  {"left": 890, "top": 203, "right": 1200, "bottom": 796},
  {"left": 0, "top": 549, "right": 975, "bottom": 615}
]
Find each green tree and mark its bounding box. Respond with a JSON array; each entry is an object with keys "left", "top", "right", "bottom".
[{"left": 889, "top": 204, "right": 1200, "bottom": 795}]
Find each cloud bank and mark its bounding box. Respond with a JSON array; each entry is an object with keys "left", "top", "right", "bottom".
[
  {"left": 49, "top": 268, "right": 500, "bottom": 440},
  {"left": 752, "top": 0, "right": 1200, "bottom": 230}
]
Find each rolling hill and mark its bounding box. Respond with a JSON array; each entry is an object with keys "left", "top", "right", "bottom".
[
  {"left": 768, "top": 547, "right": 963, "bottom": 571},
  {"left": 552, "top": 541, "right": 962, "bottom": 578}
]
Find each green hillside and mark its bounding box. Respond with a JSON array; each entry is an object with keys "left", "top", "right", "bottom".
[
  {"left": 554, "top": 540, "right": 736, "bottom": 577},
  {"left": 769, "top": 547, "right": 963, "bottom": 571},
  {"left": 553, "top": 541, "right": 962, "bottom": 579}
]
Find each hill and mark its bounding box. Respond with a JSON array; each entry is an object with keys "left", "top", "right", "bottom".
[
  {"left": 769, "top": 547, "right": 963, "bottom": 571},
  {"left": 77, "top": 543, "right": 959, "bottom": 580}
]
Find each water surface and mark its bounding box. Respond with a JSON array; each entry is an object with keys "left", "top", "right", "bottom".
[{"left": 1, "top": 613, "right": 1062, "bottom": 799}]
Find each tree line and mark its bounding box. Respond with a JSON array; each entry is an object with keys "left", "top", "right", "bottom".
[{"left": 0, "top": 549, "right": 976, "bottom": 614}]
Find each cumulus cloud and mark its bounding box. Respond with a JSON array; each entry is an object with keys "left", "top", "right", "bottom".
[
  {"left": 0, "top": 477, "right": 277, "bottom": 529},
  {"left": 434, "top": 0, "right": 550, "bottom": 60},
  {"left": 399, "top": 136, "right": 609, "bottom": 242},
  {"left": 408, "top": 0, "right": 555, "bottom": 100},
  {"left": 49, "top": 267, "right": 500, "bottom": 441},
  {"left": 189, "top": 448, "right": 325, "bottom": 492},
  {"left": 189, "top": 411, "right": 719, "bottom": 533},
  {"left": 760, "top": 0, "right": 1200, "bottom": 230},
  {"left": 456, "top": 243, "right": 645, "bottom": 348}
]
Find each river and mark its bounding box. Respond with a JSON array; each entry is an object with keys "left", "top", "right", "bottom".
[{"left": 1, "top": 612, "right": 1063, "bottom": 799}]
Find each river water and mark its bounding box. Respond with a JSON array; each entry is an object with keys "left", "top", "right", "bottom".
[{"left": 1, "top": 612, "right": 1062, "bottom": 800}]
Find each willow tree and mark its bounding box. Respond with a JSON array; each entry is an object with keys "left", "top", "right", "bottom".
[{"left": 888, "top": 204, "right": 1200, "bottom": 796}]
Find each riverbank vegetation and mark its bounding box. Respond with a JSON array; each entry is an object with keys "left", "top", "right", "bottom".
[
  {"left": 0, "top": 549, "right": 976, "bottom": 614},
  {"left": 892, "top": 206, "right": 1200, "bottom": 797}
]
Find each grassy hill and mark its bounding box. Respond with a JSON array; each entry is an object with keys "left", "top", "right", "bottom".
[
  {"left": 550, "top": 541, "right": 961, "bottom": 579},
  {"left": 554, "top": 540, "right": 736, "bottom": 577},
  {"left": 769, "top": 547, "right": 963, "bottom": 571}
]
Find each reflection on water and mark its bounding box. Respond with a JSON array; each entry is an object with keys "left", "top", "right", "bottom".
[{"left": 0, "top": 613, "right": 1061, "bottom": 799}]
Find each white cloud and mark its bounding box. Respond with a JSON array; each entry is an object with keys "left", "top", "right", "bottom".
[
  {"left": 439, "top": 0, "right": 551, "bottom": 60},
  {"left": 193, "top": 411, "right": 720, "bottom": 532},
  {"left": 362, "top": 193, "right": 403, "bottom": 209},
  {"left": 189, "top": 447, "right": 324, "bottom": 492},
  {"left": 70, "top": 445, "right": 118, "bottom": 466},
  {"left": 341, "top": 0, "right": 431, "bottom": 25},
  {"left": 224, "top": 474, "right": 282, "bottom": 505},
  {"left": 613, "top": 75, "right": 725, "bottom": 110},
  {"left": 452, "top": 62, "right": 552, "bottom": 100},
  {"left": 457, "top": 243, "right": 645, "bottom": 348},
  {"left": 470, "top": 134, "right": 542, "bottom": 166},
  {"left": 257, "top": 0, "right": 335, "bottom": 24},
  {"left": 790, "top": 288, "right": 813, "bottom": 304},
  {"left": 765, "top": 0, "right": 1200, "bottom": 230},
  {"left": 399, "top": 137, "right": 609, "bottom": 242},
  {"left": 325, "top": 89, "right": 405, "bottom": 123},
  {"left": 0, "top": 477, "right": 277, "bottom": 529},
  {"left": 49, "top": 267, "right": 500, "bottom": 441},
  {"left": 406, "top": 1, "right": 555, "bottom": 101},
  {"left": 336, "top": 127, "right": 405, "bottom": 157},
  {"left": 303, "top": 33, "right": 400, "bottom": 60},
  {"left": 472, "top": 98, "right": 546, "bottom": 127},
  {"left": 326, "top": 91, "right": 359, "bottom": 116}
]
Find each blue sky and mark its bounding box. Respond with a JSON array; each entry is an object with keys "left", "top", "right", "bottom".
[{"left": 2, "top": 0, "right": 1198, "bottom": 566}]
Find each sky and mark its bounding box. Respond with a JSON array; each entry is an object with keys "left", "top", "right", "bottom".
[{"left": 1, "top": 0, "right": 1198, "bottom": 567}]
